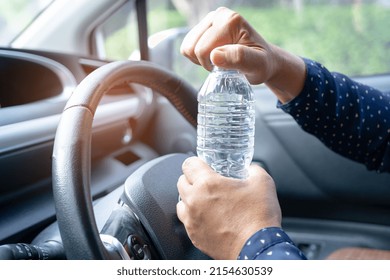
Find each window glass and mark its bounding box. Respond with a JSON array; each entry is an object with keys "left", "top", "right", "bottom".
[
  {"left": 0, "top": 0, "right": 53, "bottom": 46},
  {"left": 95, "top": 0, "right": 138, "bottom": 60},
  {"left": 147, "top": 0, "right": 186, "bottom": 35},
  {"left": 100, "top": 0, "right": 390, "bottom": 85},
  {"left": 232, "top": 0, "right": 390, "bottom": 77}
]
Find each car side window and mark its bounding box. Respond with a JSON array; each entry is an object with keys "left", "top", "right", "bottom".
[
  {"left": 93, "top": 0, "right": 139, "bottom": 60},
  {"left": 234, "top": 0, "right": 390, "bottom": 77},
  {"left": 96, "top": 0, "right": 390, "bottom": 86}
]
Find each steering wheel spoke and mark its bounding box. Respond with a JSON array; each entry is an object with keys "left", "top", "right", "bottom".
[
  {"left": 100, "top": 234, "right": 130, "bottom": 260},
  {"left": 100, "top": 203, "right": 155, "bottom": 260}
]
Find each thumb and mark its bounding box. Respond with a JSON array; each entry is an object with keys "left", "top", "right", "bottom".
[
  {"left": 210, "top": 45, "right": 270, "bottom": 84},
  {"left": 182, "top": 156, "right": 216, "bottom": 184}
]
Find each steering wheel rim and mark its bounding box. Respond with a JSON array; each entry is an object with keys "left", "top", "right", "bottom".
[{"left": 52, "top": 60, "right": 197, "bottom": 259}]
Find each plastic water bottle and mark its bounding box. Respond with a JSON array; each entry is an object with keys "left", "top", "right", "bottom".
[{"left": 197, "top": 66, "right": 255, "bottom": 179}]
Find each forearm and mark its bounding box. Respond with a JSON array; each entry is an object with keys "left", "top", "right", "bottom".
[{"left": 279, "top": 58, "right": 390, "bottom": 172}]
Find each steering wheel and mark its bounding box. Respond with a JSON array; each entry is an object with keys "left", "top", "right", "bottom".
[{"left": 52, "top": 60, "right": 208, "bottom": 259}]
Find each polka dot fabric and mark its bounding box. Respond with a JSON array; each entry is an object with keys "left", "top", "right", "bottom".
[
  {"left": 278, "top": 58, "right": 390, "bottom": 172},
  {"left": 238, "top": 227, "right": 306, "bottom": 260},
  {"left": 237, "top": 59, "right": 389, "bottom": 261}
]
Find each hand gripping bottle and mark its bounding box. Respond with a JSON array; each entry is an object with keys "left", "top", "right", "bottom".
[{"left": 197, "top": 66, "right": 255, "bottom": 179}]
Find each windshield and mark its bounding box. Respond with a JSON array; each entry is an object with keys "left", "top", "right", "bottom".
[{"left": 0, "top": 0, "right": 53, "bottom": 46}]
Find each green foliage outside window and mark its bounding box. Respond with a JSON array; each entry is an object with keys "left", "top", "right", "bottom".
[
  {"left": 104, "top": 1, "right": 390, "bottom": 78},
  {"left": 236, "top": 4, "right": 390, "bottom": 76}
]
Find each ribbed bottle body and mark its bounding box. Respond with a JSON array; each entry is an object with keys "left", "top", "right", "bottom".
[{"left": 197, "top": 67, "right": 255, "bottom": 179}]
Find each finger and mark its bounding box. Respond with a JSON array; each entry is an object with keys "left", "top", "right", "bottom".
[
  {"left": 194, "top": 8, "right": 240, "bottom": 71},
  {"left": 211, "top": 45, "right": 269, "bottom": 84},
  {"left": 248, "top": 164, "right": 272, "bottom": 182},
  {"left": 177, "top": 174, "right": 191, "bottom": 203},
  {"left": 248, "top": 164, "right": 270, "bottom": 179},
  {"left": 180, "top": 11, "right": 216, "bottom": 64},
  {"left": 193, "top": 27, "right": 216, "bottom": 71},
  {"left": 182, "top": 156, "right": 215, "bottom": 185},
  {"left": 194, "top": 26, "right": 232, "bottom": 71},
  {"left": 247, "top": 164, "right": 276, "bottom": 195},
  {"left": 176, "top": 200, "right": 187, "bottom": 223}
]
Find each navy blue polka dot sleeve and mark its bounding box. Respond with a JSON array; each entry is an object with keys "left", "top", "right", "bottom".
[
  {"left": 278, "top": 58, "right": 390, "bottom": 172},
  {"left": 238, "top": 227, "right": 306, "bottom": 260},
  {"left": 238, "top": 59, "right": 390, "bottom": 261}
]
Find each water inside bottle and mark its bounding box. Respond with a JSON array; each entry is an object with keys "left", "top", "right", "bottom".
[{"left": 197, "top": 98, "right": 255, "bottom": 179}]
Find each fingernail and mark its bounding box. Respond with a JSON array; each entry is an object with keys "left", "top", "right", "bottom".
[{"left": 211, "top": 49, "right": 226, "bottom": 66}]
